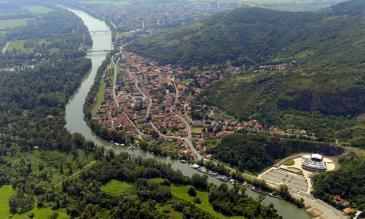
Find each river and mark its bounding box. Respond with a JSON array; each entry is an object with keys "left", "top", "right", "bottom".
[{"left": 64, "top": 7, "right": 311, "bottom": 219}]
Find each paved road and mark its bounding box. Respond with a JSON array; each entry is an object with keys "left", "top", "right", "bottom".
[
  {"left": 111, "top": 55, "right": 120, "bottom": 107},
  {"left": 2, "top": 42, "right": 9, "bottom": 54},
  {"left": 128, "top": 69, "right": 152, "bottom": 119},
  {"left": 113, "top": 54, "right": 144, "bottom": 138},
  {"left": 123, "top": 55, "right": 201, "bottom": 159},
  {"left": 170, "top": 77, "right": 202, "bottom": 159}
]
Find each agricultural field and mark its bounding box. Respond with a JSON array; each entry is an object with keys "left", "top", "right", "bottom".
[
  {"left": 0, "top": 19, "right": 30, "bottom": 30},
  {"left": 3, "top": 39, "right": 61, "bottom": 54},
  {"left": 5, "top": 40, "right": 33, "bottom": 54},
  {"left": 23, "top": 6, "right": 53, "bottom": 14}
]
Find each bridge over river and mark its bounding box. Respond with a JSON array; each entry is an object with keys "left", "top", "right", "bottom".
[
  {"left": 86, "top": 49, "right": 113, "bottom": 54},
  {"left": 64, "top": 7, "right": 313, "bottom": 219},
  {"left": 89, "top": 30, "right": 111, "bottom": 34}
]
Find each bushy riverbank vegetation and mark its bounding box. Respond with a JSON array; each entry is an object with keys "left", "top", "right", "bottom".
[
  {"left": 0, "top": 5, "right": 96, "bottom": 218},
  {"left": 59, "top": 152, "right": 282, "bottom": 218}
]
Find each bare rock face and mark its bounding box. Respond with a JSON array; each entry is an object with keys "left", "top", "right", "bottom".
[{"left": 278, "top": 87, "right": 365, "bottom": 116}]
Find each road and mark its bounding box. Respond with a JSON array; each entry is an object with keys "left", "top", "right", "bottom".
[
  {"left": 112, "top": 54, "right": 144, "bottom": 138},
  {"left": 128, "top": 68, "right": 152, "bottom": 119},
  {"left": 55, "top": 160, "right": 97, "bottom": 187},
  {"left": 2, "top": 42, "right": 9, "bottom": 54},
  {"left": 170, "top": 76, "right": 202, "bottom": 159},
  {"left": 111, "top": 55, "right": 120, "bottom": 107},
  {"left": 122, "top": 56, "right": 201, "bottom": 159}
]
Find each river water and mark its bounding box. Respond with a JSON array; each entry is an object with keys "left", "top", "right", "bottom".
[{"left": 64, "top": 8, "right": 311, "bottom": 219}]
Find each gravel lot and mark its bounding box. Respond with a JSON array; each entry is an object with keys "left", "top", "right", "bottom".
[{"left": 261, "top": 168, "right": 308, "bottom": 192}]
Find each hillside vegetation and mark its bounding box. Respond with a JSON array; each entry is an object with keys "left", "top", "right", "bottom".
[
  {"left": 128, "top": 0, "right": 365, "bottom": 144},
  {"left": 209, "top": 133, "right": 343, "bottom": 173},
  {"left": 128, "top": 0, "right": 365, "bottom": 68},
  {"left": 128, "top": 0, "right": 365, "bottom": 210}
]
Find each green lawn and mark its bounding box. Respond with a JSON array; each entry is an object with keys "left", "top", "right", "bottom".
[
  {"left": 148, "top": 178, "right": 166, "bottom": 183},
  {"left": 170, "top": 185, "right": 243, "bottom": 219},
  {"left": 287, "top": 167, "right": 303, "bottom": 175},
  {"left": 0, "top": 19, "right": 30, "bottom": 30},
  {"left": 101, "top": 180, "right": 134, "bottom": 196},
  {"left": 0, "top": 185, "right": 15, "bottom": 218},
  {"left": 24, "top": 6, "right": 53, "bottom": 14},
  {"left": 92, "top": 81, "right": 106, "bottom": 116},
  {"left": 13, "top": 207, "right": 69, "bottom": 219},
  {"left": 157, "top": 204, "right": 184, "bottom": 219},
  {"left": 283, "top": 159, "right": 295, "bottom": 166},
  {"left": 0, "top": 186, "right": 69, "bottom": 219}
]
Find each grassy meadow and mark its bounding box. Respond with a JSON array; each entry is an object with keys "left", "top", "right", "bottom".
[
  {"left": 24, "top": 6, "right": 53, "bottom": 14},
  {"left": 101, "top": 180, "right": 134, "bottom": 196},
  {"left": 0, "top": 185, "right": 15, "bottom": 218},
  {"left": 98, "top": 179, "right": 246, "bottom": 218}
]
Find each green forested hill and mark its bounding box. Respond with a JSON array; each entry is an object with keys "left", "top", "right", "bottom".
[{"left": 128, "top": 0, "right": 365, "bottom": 68}]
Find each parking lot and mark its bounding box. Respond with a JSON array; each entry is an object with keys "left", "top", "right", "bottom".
[{"left": 260, "top": 168, "right": 308, "bottom": 192}]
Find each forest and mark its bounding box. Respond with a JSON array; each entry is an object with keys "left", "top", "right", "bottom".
[
  {"left": 209, "top": 133, "right": 343, "bottom": 173},
  {"left": 0, "top": 8, "right": 92, "bottom": 68},
  {"left": 58, "top": 152, "right": 282, "bottom": 218},
  {"left": 312, "top": 153, "right": 365, "bottom": 210},
  {"left": 0, "top": 9, "right": 92, "bottom": 152},
  {"left": 0, "top": 6, "right": 95, "bottom": 218},
  {"left": 128, "top": 0, "right": 365, "bottom": 69}
]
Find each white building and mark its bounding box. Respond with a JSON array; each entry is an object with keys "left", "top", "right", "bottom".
[{"left": 302, "top": 153, "right": 327, "bottom": 172}]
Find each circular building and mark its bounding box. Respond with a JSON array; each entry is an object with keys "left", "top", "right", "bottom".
[{"left": 302, "top": 154, "right": 327, "bottom": 172}]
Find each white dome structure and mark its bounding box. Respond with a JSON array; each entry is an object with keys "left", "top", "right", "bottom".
[{"left": 302, "top": 154, "right": 327, "bottom": 172}]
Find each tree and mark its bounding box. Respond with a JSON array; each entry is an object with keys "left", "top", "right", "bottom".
[
  {"left": 187, "top": 186, "right": 196, "bottom": 197},
  {"left": 191, "top": 174, "right": 208, "bottom": 190}
]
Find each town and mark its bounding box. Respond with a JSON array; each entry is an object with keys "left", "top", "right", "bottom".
[{"left": 92, "top": 50, "right": 317, "bottom": 159}]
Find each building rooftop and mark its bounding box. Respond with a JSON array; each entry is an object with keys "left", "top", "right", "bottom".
[{"left": 311, "top": 153, "right": 323, "bottom": 161}]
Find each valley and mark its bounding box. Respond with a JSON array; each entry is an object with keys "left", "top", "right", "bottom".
[{"left": 0, "top": 0, "right": 365, "bottom": 218}]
